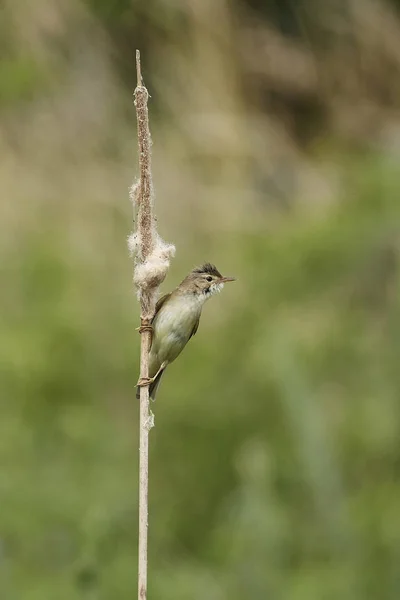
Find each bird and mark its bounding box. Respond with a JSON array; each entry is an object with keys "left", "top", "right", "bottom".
[{"left": 136, "top": 263, "right": 235, "bottom": 400}]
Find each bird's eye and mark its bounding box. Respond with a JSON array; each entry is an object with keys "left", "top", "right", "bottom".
[{"left": 206, "top": 276, "right": 213, "bottom": 282}]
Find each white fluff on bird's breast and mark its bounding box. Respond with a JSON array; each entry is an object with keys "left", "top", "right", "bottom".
[{"left": 205, "top": 281, "right": 224, "bottom": 298}]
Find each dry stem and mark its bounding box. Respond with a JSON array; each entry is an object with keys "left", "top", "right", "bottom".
[
  {"left": 135, "top": 49, "right": 152, "bottom": 600},
  {"left": 130, "top": 50, "right": 174, "bottom": 600}
]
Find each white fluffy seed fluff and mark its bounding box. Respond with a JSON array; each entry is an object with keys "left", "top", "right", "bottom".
[
  {"left": 128, "top": 177, "right": 175, "bottom": 286},
  {"left": 129, "top": 179, "right": 140, "bottom": 205},
  {"left": 133, "top": 234, "right": 175, "bottom": 290},
  {"left": 128, "top": 232, "right": 139, "bottom": 256}
]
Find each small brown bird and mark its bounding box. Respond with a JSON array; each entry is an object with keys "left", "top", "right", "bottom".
[{"left": 136, "top": 263, "right": 235, "bottom": 400}]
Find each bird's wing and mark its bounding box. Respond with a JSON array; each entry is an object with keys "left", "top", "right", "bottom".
[
  {"left": 153, "top": 293, "right": 171, "bottom": 320},
  {"left": 147, "top": 293, "right": 172, "bottom": 351},
  {"left": 189, "top": 315, "right": 200, "bottom": 340}
]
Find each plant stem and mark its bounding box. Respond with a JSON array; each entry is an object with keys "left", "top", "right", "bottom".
[
  {"left": 138, "top": 325, "right": 151, "bottom": 600},
  {"left": 135, "top": 49, "right": 153, "bottom": 600},
  {"left": 131, "top": 49, "right": 174, "bottom": 600}
]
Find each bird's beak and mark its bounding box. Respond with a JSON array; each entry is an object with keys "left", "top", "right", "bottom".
[{"left": 220, "top": 276, "right": 236, "bottom": 283}]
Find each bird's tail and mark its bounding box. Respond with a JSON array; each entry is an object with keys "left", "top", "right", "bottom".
[
  {"left": 136, "top": 369, "right": 166, "bottom": 401},
  {"left": 149, "top": 369, "right": 165, "bottom": 400}
]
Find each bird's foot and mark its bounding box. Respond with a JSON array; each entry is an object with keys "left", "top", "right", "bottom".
[
  {"left": 137, "top": 376, "right": 155, "bottom": 388},
  {"left": 136, "top": 324, "right": 153, "bottom": 335}
]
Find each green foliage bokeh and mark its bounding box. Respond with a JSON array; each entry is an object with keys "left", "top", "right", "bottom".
[{"left": 2, "top": 1, "right": 400, "bottom": 599}]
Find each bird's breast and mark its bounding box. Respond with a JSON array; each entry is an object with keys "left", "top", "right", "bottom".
[{"left": 151, "top": 295, "right": 202, "bottom": 364}]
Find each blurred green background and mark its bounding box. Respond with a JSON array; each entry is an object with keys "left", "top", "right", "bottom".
[{"left": 2, "top": 0, "right": 400, "bottom": 598}]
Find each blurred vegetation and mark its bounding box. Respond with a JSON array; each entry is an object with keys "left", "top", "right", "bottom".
[{"left": 2, "top": 0, "right": 400, "bottom": 598}]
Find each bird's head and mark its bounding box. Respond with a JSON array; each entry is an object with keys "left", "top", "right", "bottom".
[{"left": 180, "top": 263, "right": 235, "bottom": 299}]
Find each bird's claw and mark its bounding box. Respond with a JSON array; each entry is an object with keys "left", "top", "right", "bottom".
[
  {"left": 136, "top": 324, "right": 153, "bottom": 335},
  {"left": 137, "top": 376, "right": 154, "bottom": 387}
]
